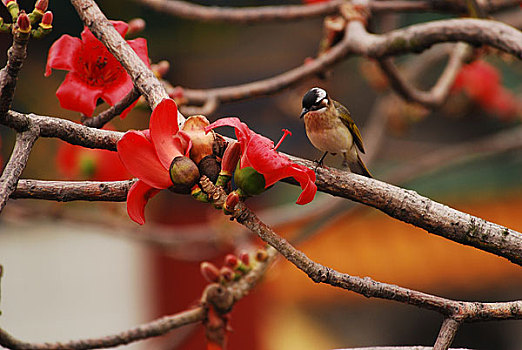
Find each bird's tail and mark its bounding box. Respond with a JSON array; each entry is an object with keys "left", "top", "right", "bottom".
[{"left": 344, "top": 152, "right": 372, "bottom": 178}]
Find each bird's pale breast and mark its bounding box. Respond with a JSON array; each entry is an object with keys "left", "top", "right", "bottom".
[{"left": 304, "top": 110, "right": 353, "bottom": 154}]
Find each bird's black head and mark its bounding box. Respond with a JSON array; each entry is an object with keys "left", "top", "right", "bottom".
[{"left": 300, "top": 87, "right": 328, "bottom": 118}]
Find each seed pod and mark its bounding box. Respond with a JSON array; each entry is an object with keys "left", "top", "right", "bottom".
[{"left": 169, "top": 156, "right": 200, "bottom": 194}]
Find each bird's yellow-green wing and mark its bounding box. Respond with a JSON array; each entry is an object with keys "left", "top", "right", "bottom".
[{"left": 334, "top": 100, "right": 366, "bottom": 154}]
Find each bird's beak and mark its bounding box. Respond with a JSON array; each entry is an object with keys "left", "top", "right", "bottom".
[{"left": 299, "top": 108, "right": 308, "bottom": 119}]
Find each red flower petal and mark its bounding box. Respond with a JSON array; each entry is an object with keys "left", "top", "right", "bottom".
[
  {"left": 205, "top": 117, "right": 253, "bottom": 148},
  {"left": 126, "top": 180, "right": 160, "bottom": 225},
  {"left": 56, "top": 73, "right": 103, "bottom": 116},
  {"left": 45, "top": 35, "right": 82, "bottom": 76},
  {"left": 150, "top": 99, "right": 183, "bottom": 169},
  {"left": 128, "top": 38, "right": 150, "bottom": 68},
  {"left": 117, "top": 130, "right": 172, "bottom": 189},
  {"left": 101, "top": 69, "right": 133, "bottom": 106},
  {"left": 111, "top": 20, "right": 129, "bottom": 37}
]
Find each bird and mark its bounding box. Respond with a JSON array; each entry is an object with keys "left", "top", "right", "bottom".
[{"left": 300, "top": 87, "right": 372, "bottom": 177}]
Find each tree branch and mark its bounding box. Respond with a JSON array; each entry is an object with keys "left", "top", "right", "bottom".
[
  {"left": 11, "top": 179, "right": 133, "bottom": 202},
  {"left": 0, "top": 31, "right": 29, "bottom": 123},
  {"left": 136, "top": 0, "right": 520, "bottom": 23},
  {"left": 197, "top": 179, "right": 522, "bottom": 321},
  {"left": 433, "top": 318, "right": 461, "bottom": 350},
  {"left": 347, "top": 19, "right": 522, "bottom": 59},
  {"left": 82, "top": 87, "right": 141, "bottom": 128},
  {"left": 0, "top": 128, "right": 39, "bottom": 212},
  {"left": 0, "top": 308, "right": 205, "bottom": 350},
  {"left": 377, "top": 42, "right": 471, "bottom": 108}
]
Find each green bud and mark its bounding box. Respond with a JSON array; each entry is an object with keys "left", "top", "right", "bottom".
[
  {"left": 169, "top": 156, "right": 200, "bottom": 194},
  {"left": 234, "top": 164, "right": 265, "bottom": 197}
]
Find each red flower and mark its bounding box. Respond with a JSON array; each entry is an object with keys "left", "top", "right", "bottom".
[
  {"left": 117, "top": 99, "right": 197, "bottom": 225},
  {"left": 453, "top": 60, "right": 519, "bottom": 119},
  {"left": 303, "top": 0, "right": 330, "bottom": 3},
  {"left": 205, "top": 117, "right": 317, "bottom": 205},
  {"left": 56, "top": 141, "right": 131, "bottom": 182},
  {"left": 45, "top": 21, "right": 149, "bottom": 118}
]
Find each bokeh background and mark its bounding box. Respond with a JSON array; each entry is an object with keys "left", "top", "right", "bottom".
[{"left": 0, "top": 1, "right": 521, "bottom": 349}]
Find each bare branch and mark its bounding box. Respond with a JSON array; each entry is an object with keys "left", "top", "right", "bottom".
[
  {"left": 83, "top": 87, "right": 141, "bottom": 128},
  {"left": 434, "top": 318, "right": 461, "bottom": 350},
  {"left": 0, "top": 128, "right": 39, "bottom": 212},
  {"left": 197, "top": 179, "right": 522, "bottom": 320},
  {"left": 377, "top": 43, "right": 471, "bottom": 108},
  {"left": 12, "top": 179, "right": 133, "bottom": 202},
  {"left": 347, "top": 19, "right": 522, "bottom": 59},
  {"left": 0, "top": 308, "right": 205, "bottom": 350},
  {"left": 136, "top": 0, "right": 520, "bottom": 23},
  {"left": 70, "top": 0, "right": 169, "bottom": 110},
  {"left": 0, "top": 30, "right": 30, "bottom": 125},
  {"left": 286, "top": 156, "right": 522, "bottom": 266}
]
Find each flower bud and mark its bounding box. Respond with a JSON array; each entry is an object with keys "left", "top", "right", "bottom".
[
  {"left": 255, "top": 249, "right": 268, "bottom": 262},
  {"left": 40, "top": 11, "right": 52, "bottom": 28},
  {"left": 224, "top": 191, "right": 240, "bottom": 212},
  {"left": 234, "top": 165, "right": 266, "bottom": 197},
  {"left": 2, "top": 0, "right": 16, "bottom": 6},
  {"left": 127, "top": 18, "right": 146, "bottom": 35},
  {"left": 169, "top": 156, "right": 200, "bottom": 194},
  {"left": 220, "top": 141, "right": 240, "bottom": 176},
  {"left": 224, "top": 254, "right": 238, "bottom": 268},
  {"left": 152, "top": 60, "right": 170, "bottom": 78},
  {"left": 198, "top": 155, "right": 220, "bottom": 183},
  {"left": 201, "top": 262, "right": 220, "bottom": 283},
  {"left": 34, "top": 0, "right": 48, "bottom": 12},
  {"left": 16, "top": 11, "right": 30, "bottom": 33},
  {"left": 220, "top": 266, "right": 235, "bottom": 282},
  {"left": 239, "top": 252, "right": 250, "bottom": 266}
]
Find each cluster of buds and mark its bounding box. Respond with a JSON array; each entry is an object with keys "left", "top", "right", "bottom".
[
  {"left": 0, "top": 0, "right": 53, "bottom": 38},
  {"left": 200, "top": 249, "right": 268, "bottom": 284}
]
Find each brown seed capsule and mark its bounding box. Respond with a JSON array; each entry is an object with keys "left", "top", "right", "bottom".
[
  {"left": 198, "top": 155, "right": 220, "bottom": 183},
  {"left": 255, "top": 249, "right": 268, "bottom": 262}
]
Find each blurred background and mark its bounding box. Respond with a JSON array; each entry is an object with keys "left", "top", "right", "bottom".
[{"left": 0, "top": 0, "right": 521, "bottom": 349}]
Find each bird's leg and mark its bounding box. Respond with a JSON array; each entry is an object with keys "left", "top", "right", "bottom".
[{"left": 314, "top": 152, "right": 328, "bottom": 170}]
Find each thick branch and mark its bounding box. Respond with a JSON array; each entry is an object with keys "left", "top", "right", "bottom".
[
  {"left": 137, "top": 0, "right": 520, "bottom": 23},
  {"left": 377, "top": 42, "right": 471, "bottom": 108},
  {"left": 347, "top": 19, "right": 522, "bottom": 59},
  {"left": 0, "top": 128, "right": 39, "bottom": 212},
  {"left": 5, "top": 108, "right": 522, "bottom": 265},
  {"left": 287, "top": 156, "right": 522, "bottom": 266},
  {"left": 70, "top": 0, "right": 168, "bottom": 109},
  {"left": 0, "top": 308, "right": 205, "bottom": 350},
  {"left": 11, "top": 179, "right": 133, "bottom": 202}
]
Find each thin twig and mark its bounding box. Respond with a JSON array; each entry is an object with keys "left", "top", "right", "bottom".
[
  {"left": 0, "top": 30, "right": 30, "bottom": 124},
  {"left": 0, "top": 308, "right": 205, "bottom": 350},
  {"left": 136, "top": 0, "right": 520, "bottom": 23},
  {"left": 83, "top": 87, "right": 141, "bottom": 128},
  {"left": 377, "top": 43, "right": 472, "bottom": 108},
  {"left": 433, "top": 318, "right": 461, "bottom": 350},
  {"left": 0, "top": 242, "right": 278, "bottom": 350},
  {"left": 0, "top": 128, "right": 39, "bottom": 212}
]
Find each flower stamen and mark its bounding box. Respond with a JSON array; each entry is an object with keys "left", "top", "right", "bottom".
[{"left": 273, "top": 129, "right": 292, "bottom": 151}]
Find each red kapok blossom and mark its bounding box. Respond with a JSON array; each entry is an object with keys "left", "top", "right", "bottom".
[
  {"left": 453, "top": 60, "right": 519, "bottom": 119},
  {"left": 205, "top": 117, "right": 317, "bottom": 205},
  {"left": 117, "top": 99, "right": 197, "bottom": 225},
  {"left": 303, "top": 0, "right": 330, "bottom": 3},
  {"left": 56, "top": 142, "right": 131, "bottom": 181},
  {"left": 45, "top": 21, "right": 149, "bottom": 118}
]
